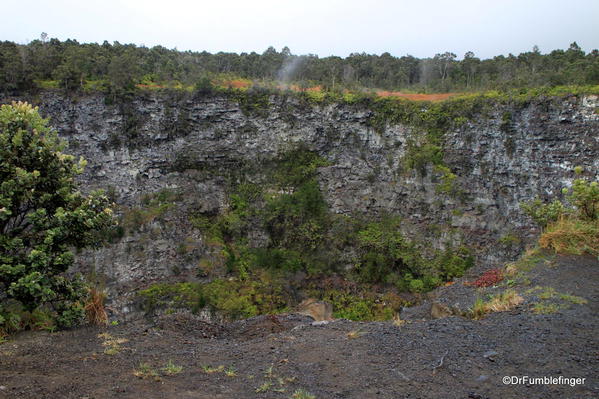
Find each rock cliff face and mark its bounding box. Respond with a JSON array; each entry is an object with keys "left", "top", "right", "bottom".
[{"left": 4, "top": 91, "right": 598, "bottom": 314}]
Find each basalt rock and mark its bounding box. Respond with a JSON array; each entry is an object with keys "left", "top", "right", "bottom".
[{"left": 2, "top": 91, "right": 597, "bottom": 317}]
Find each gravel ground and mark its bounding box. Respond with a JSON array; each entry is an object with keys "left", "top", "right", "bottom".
[{"left": 1, "top": 254, "right": 597, "bottom": 399}]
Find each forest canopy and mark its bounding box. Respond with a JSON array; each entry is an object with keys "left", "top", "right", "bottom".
[{"left": 0, "top": 36, "right": 598, "bottom": 95}]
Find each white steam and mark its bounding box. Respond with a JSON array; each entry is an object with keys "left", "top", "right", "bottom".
[{"left": 277, "top": 56, "right": 305, "bottom": 83}]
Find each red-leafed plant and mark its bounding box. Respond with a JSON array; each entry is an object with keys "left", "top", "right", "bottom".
[{"left": 465, "top": 269, "right": 504, "bottom": 288}]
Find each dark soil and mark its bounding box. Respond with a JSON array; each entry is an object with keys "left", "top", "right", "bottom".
[{"left": 1, "top": 254, "right": 597, "bottom": 399}]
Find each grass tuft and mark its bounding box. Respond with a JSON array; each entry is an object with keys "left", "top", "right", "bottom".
[
  {"left": 470, "top": 290, "right": 524, "bottom": 319},
  {"left": 559, "top": 294, "right": 588, "bottom": 305},
  {"left": 133, "top": 363, "right": 160, "bottom": 380},
  {"left": 202, "top": 365, "right": 224, "bottom": 374},
  {"left": 539, "top": 217, "right": 599, "bottom": 256},
  {"left": 291, "top": 389, "right": 316, "bottom": 399},
  {"left": 346, "top": 329, "right": 366, "bottom": 339},
  {"left": 532, "top": 303, "right": 563, "bottom": 314},
  {"left": 162, "top": 359, "right": 183, "bottom": 375},
  {"left": 392, "top": 313, "right": 407, "bottom": 327},
  {"left": 225, "top": 366, "right": 237, "bottom": 377},
  {"left": 98, "top": 332, "right": 128, "bottom": 355},
  {"left": 256, "top": 381, "right": 273, "bottom": 393},
  {"left": 526, "top": 286, "right": 588, "bottom": 314},
  {"left": 85, "top": 287, "right": 108, "bottom": 326}
]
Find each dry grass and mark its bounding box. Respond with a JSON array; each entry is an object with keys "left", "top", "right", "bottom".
[
  {"left": 392, "top": 313, "right": 407, "bottom": 327},
  {"left": 485, "top": 290, "right": 524, "bottom": 312},
  {"left": 133, "top": 363, "right": 160, "bottom": 380},
  {"left": 85, "top": 287, "right": 108, "bottom": 326},
  {"left": 98, "top": 332, "right": 128, "bottom": 355},
  {"left": 470, "top": 290, "right": 524, "bottom": 319},
  {"left": 539, "top": 216, "right": 599, "bottom": 256},
  {"left": 504, "top": 263, "right": 518, "bottom": 277},
  {"left": 346, "top": 329, "right": 366, "bottom": 339},
  {"left": 201, "top": 365, "right": 225, "bottom": 374}
]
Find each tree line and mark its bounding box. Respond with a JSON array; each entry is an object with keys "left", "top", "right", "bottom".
[{"left": 1, "top": 35, "right": 598, "bottom": 95}]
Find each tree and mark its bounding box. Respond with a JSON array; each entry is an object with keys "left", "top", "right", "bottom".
[
  {"left": 462, "top": 51, "right": 480, "bottom": 89},
  {"left": 0, "top": 41, "right": 30, "bottom": 94},
  {"left": 0, "top": 102, "right": 114, "bottom": 329},
  {"left": 107, "top": 49, "right": 141, "bottom": 95},
  {"left": 434, "top": 52, "right": 457, "bottom": 82},
  {"left": 54, "top": 45, "right": 92, "bottom": 91}
]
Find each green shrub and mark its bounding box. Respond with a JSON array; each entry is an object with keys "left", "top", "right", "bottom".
[
  {"left": 353, "top": 217, "right": 471, "bottom": 290},
  {"left": 408, "top": 279, "right": 425, "bottom": 293},
  {"left": 520, "top": 198, "right": 566, "bottom": 228},
  {"left": 141, "top": 188, "right": 180, "bottom": 207},
  {"left": 404, "top": 143, "right": 444, "bottom": 175},
  {"left": 0, "top": 303, "right": 23, "bottom": 335},
  {"left": 199, "top": 279, "right": 259, "bottom": 319},
  {"left": 137, "top": 282, "right": 201, "bottom": 313},
  {"left": 0, "top": 301, "right": 62, "bottom": 334},
  {"left": 318, "top": 289, "right": 405, "bottom": 321},
  {"left": 137, "top": 272, "right": 289, "bottom": 320},
  {"left": 187, "top": 146, "right": 474, "bottom": 320},
  {"left": 500, "top": 111, "right": 514, "bottom": 133},
  {"left": 228, "top": 86, "right": 271, "bottom": 117},
  {"left": 0, "top": 102, "right": 114, "bottom": 331},
  {"left": 194, "top": 76, "right": 215, "bottom": 95},
  {"left": 434, "top": 165, "right": 458, "bottom": 194},
  {"left": 499, "top": 233, "right": 521, "bottom": 246},
  {"left": 521, "top": 177, "right": 598, "bottom": 226},
  {"left": 251, "top": 248, "right": 304, "bottom": 272},
  {"left": 121, "top": 188, "right": 180, "bottom": 232},
  {"left": 433, "top": 247, "right": 474, "bottom": 280},
  {"left": 565, "top": 178, "right": 598, "bottom": 220},
  {"left": 271, "top": 148, "right": 330, "bottom": 187},
  {"left": 254, "top": 149, "right": 332, "bottom": 274},
  {"left": 264, "top": 179, "right": 327, "bottom": 252},
  {"left": 522, "top": 176, "right": 598, "bottom": 256}
]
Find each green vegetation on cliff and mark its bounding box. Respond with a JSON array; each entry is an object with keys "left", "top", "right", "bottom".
[
  {"left": 521, "top": 169, "right": 598, "bottom": 256},
  {"left": 139, "top": 147, "right": 473, "bottom": 321}
]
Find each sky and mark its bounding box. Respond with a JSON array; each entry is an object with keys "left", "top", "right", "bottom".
[{"left": 2, "top": 0, "right": 599, "bottom": 59}]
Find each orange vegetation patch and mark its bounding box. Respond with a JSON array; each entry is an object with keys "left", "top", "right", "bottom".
[
  {"left": 376, "top": 91, "right": 458, "bottom": 101},
  {"left": 305, "top": 85, "right": 322, "bottom": 92},
  {"left": 279, "top": 84, "right": 323, "bottom": 93},
  {"left": 222, "top": 79, "right": 252, "bottom": 89}
]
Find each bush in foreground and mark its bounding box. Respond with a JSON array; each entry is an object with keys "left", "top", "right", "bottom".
[{"left": 0, "top": 102, "right": 114, "bottom": 332}]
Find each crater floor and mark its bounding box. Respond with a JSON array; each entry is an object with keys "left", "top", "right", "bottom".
[{"left": 1, "top": 255, "right": 597, "bottom": 399}]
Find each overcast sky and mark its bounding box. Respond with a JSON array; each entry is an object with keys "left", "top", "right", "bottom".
[{"left": 3, "top": 0, "right": 598, "bottom": 59}]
